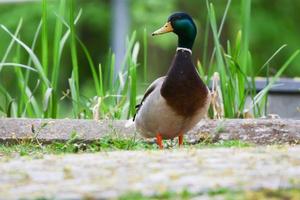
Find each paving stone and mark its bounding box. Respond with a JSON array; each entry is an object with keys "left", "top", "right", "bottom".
[{"left": 1, "top": 147, "right": 300, "bottom": 199}]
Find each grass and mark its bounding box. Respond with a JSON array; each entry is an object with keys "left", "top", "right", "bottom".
[
  {"left": 196, "top": 140, "right": 251, "bottom": 148},
  {"left": 204, "top": 0, "right": 300, "bottom": 118},
  {"left": 0, "top": 0, "right": 299, "bottom": 119},
  {"left": 119, "top": 188, "right": 300, "bottom": 200},
  {"left": 0, "top": 1, "right": 142, "bottom": 119},
  {"left": 12, "top": 189, "right": 300, "bottom": 200},
  {"left": 0, "top": 136, "right": 251, "bottom": 157},
  {"left": 0, "top": 136, "right": 156, "bottom": 157},
  {"left": 119, "top": 190, "right": 193, "bottom": 200},
  {"left": 207, "top": 188, "right": 300, "bottom": 200}
]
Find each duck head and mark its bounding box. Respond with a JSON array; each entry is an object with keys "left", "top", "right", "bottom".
[{"left": 152, "top": 12, "right": 197, "bottom": 50}]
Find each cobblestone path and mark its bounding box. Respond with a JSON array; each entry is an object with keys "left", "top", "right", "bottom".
[{"left": 1, "top": 147, "right": 300, "bottom": 199}]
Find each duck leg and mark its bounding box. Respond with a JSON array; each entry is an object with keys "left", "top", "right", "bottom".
[
  {"left": 156, "top": 133, "right": 163, "bottom": 149},
  {"left": 178, "top": 134, "right": 184, "bottom": 147}
]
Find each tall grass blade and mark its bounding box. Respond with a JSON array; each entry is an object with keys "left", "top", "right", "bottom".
[
  {"left": 56, "top": 9, "right": 82, "bottom": 57},
  {"left": 240, "top": 0, "right": 251, "bottom": 71},
  {"left": 247, "top": 50, "right": 300, "bottom": 111},
  {"left": 42, "top": 0, "right": 49, "bottom": 78},
  {"left": 208, "top": 0, "right": 232, "bottom": 69},
  {"left": 6, "top": 100, "right": 15, "bottom": 118},
  {"left": 27, "top": 20, "right": 42, "bottom": 66},
  {"left": 206, "top": 1, "right": 233, "bottom": 117},
  {"left": 0, "top": 19, "right": 23, "bottom": 73},
  {"left": 43, "top": 87, "right": 53, "bottom": 112},
  {"left": 197, "top": 60, "right": 206, "bottom": 80},
  {"left": 69, "top": 0, "right": 79, "bottom": 93},
  {"left": 143, "top": 28, "right": 148, "bottom": 82},
  {"left": 77, "top": 38, "right": 101, "bottom": 96},
  {"left": 24, "top": 81, "right": 42, "bottom": 116},
  {"left": 0, "top": 24, "right": 50, "bottom": 87},
  {"left": 120, "top": 31, "right": 137, "bottom": 72},
  {"left": 256, "top": 44, "right": 287, "bottom": 75},
  {"left": 110, "top": 53, "right": 116, "bottom": 91},
  {"left": 69, "top": 77, "right": 78, "bottom": 117},
  {"left": 68, "top": 0, "right": 81, "bottom": 118},
  {"left": 52, "top": 0, "right": 66, "bottom": 90},
  {"left": 202, "top": 15, "right": 209, "bottom": 73},
  {"left": 238, "top": 0, "right": 251, "bottom": 106},
  {"left": 13, "top": 39, "right": 25, "bottom": 116},
  {"left": 0, "top": 63, "right": 37, "bottom": 71},
  {"left": 25, "top": 20, "right": 42, "bottom": 86},
  {"left": 98, "top": 64, "right": 104, "bottom": 96},
  {"left": 128, "top": 42, "right": 139, "bottom": 118}
]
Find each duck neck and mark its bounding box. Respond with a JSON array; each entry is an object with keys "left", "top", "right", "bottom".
[
  {"left": 166, "top": 50, "right": 199, "bottom": 84},
  {"left": 178, "top": 36, "right": 195, "bottom": 50}
]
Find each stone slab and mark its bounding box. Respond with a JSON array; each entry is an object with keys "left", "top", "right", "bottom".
[{"left": 0, "top": 118, "right": 299, "bottom": 144}]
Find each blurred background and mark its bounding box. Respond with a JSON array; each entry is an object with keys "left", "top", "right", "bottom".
[
  {"left": 1, "top": 0, "right": 300, "bottom": 82},
  {"left": 0, "top": 0, "right": 299, "bottom": 118}
]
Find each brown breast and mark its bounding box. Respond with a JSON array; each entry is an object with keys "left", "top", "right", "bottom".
[{"left": 160, "top": 50, "right": 208, "bottom": 117}]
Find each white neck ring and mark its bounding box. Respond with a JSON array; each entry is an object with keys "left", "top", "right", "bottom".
[{"left": 176, "top": 47, "right": 192, "bottom": 54}]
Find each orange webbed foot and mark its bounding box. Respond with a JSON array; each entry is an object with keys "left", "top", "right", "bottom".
[
  {"left": 178, "top": 134, "right": 184, "bottom": 147},
  {"left": 156, "top": 133, "right": 163, "bottom": 149}
]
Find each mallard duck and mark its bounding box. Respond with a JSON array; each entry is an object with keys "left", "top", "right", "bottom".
[{"left": 134, "top": 12, "right": 211, "bottom": 149}]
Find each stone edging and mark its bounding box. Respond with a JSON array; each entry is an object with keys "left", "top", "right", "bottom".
[{"left": 0, "top": 118, "right": 299, "bottom": 144}]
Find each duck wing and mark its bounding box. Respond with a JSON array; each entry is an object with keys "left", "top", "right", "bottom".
[{"left": 133, "top": 76, "right": 165, "bottom": 121}]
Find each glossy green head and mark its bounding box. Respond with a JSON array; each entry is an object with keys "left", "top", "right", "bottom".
[{"left": 152, "top": 12, "right": 197, "bottom": 50}]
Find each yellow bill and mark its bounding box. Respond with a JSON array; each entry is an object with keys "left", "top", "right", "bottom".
[{"left": 152, "top": 22, "right": 174, "bottom": 36}]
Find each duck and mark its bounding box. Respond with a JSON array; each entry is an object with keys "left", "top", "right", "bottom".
[{"left": 134, "top": 12, "right": 211, "bottom": 149}]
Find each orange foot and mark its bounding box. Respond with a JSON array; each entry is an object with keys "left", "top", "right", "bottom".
[
  {"left": 178, "top": 134, "right": 184, "bottom": 147},
  {"left": 156, "top": 133, "right": 163, "bottom": 149}
]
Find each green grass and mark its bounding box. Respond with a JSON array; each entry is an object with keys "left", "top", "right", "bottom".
[
  {"left": 196, "top": 140, "right": 251, "bottom": 148},
  {"left": 0, "top": 137, "right": 251, "bottom": 158},
  {"left": 119, "top": 190, "right": 192, "bottom": 200},
  {"left": 0, "top": 0, "right": 299, "bottom": 119},
  {"left": 25, "top": 189, "right": 300, "bottom": 200},
  {"left": 119, "top": 188, "right": 300, "bottom": 200},
  {"left": 0, "top": 135, "right": 157, "bottom": 157},
  {"left": 7, "top": 188, "right": 299, "bottom": 200},
  {"left": 207, "top": 188, "right": 300, "bottom": 200},
  {"left": 205, "top": 0, "right": 300, "bottom": 118},
  {"left": 0, "top": 1, "right": 141, "bottom": 119}
]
